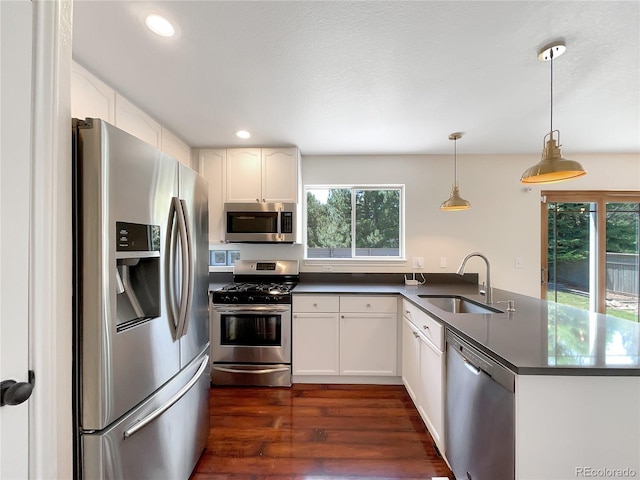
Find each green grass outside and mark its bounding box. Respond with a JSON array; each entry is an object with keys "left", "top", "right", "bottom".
[{"left": 548, "top": 290, "right": 638, "bottom": 322}]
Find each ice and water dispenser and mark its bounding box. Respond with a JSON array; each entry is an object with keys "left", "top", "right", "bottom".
[{"left": 115, "top": 221, "right": 161, "bottom": 331}]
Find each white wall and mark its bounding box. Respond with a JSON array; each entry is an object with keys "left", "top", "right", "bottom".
[{"left": 234, "top": 152, "right": 639, "bottom": 298}]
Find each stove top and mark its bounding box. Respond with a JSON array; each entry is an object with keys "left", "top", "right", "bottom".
[
  {"left": 213, "top": 281, "right": 296, "bottom": 305},
  {"left": 213, "top": 260, "right": 299, "bottom": 305},
  {"left": 218, "top": 282, "right": 295, "bottom": 295}
]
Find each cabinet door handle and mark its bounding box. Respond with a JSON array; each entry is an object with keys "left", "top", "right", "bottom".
[
  {"left": 256, "top": 198, "right": 260, "bottom": 202},
  {"left": 405, "top": 310, "right": 411, "bottom": 315}
]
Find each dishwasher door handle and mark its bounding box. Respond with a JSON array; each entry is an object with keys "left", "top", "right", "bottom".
[{"left": 463, "top": 358, "right": 481, "bottom": 375}]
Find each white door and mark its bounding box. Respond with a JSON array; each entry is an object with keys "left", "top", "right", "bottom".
[{"left": 0, "top": 1, "right": 34, "bottom": 477}]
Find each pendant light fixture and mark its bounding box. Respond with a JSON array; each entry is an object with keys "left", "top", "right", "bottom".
[
  {"left": 440, "top": 132, "right": 471, "bottom": 211},
  {"left": 521, "top": 42, "right": 586, "bottom": 184}
]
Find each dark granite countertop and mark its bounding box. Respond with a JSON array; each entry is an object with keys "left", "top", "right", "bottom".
[{"left": 292, "top": 281, "right": 640, "bottom": 376}]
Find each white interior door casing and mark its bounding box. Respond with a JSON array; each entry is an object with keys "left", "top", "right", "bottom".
[
  {"left": 1, "top": 1, "right": 73, "bottom": 478},
  {"left": 0, "top": 1, "right": 33, "bottom": 478}
]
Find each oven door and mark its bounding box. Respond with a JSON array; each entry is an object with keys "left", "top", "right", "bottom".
[{"left": 211, "top": 304, "right": 291, "bottom": 364}]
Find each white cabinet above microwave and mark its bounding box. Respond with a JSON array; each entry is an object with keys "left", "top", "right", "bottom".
[{"left": 226, "top": 148, "right": 300, "bottom": 204}]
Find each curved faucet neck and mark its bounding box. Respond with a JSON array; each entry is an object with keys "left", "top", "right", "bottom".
[
  {"left": 456, "top": 252, "right": 492, "bottom": 303},
  {"left": 457, "top": 252, "right": 489, "bottom": 274}
]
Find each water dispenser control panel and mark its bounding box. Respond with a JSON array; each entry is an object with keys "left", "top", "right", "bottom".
[{"left": 116, "top": 222, "right": 160, "bottom": 252}]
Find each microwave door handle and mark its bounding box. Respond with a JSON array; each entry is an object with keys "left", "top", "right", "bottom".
[
  {"left": 277, "top": 207, "right": 282, "bottom": 239},
  {"left": 178, "top": 199, "right": 193, "bottom": 338}
]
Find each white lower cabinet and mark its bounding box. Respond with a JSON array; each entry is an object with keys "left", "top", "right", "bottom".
[
  {"left": 292, "top": 295, "right": 397, "bottom": 378},
  {"left": 292, "top": 312, "right": 340, "bottom": 375},
  {"left": 292, "top": 295, "right": 340, "bottom": 375},
  {"left": 401, "top": 299, "right": 445, "bottom": 453},
  {"left": 401, "top": 318, "right": 420, "bottom": 402},
  {"left": 417, "top": 330, "right": 444, "bottom": 449},
  {"left": 340, "top": 312, "right": 397, "bottom": 375}
]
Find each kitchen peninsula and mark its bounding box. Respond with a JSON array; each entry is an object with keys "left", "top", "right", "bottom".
[{"left": 287, "top": 274, "right": 640, "bottom": 480}]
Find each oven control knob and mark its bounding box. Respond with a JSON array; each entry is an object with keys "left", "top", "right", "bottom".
[
  {"left": 223, "top": 295, "right": 231, "bottom": 303},
  {"left": 232, "top": 296, "right": 239, "bottom": 302},
  {"left": 248, "top": 296, "right": 254, "bottom": 302}
]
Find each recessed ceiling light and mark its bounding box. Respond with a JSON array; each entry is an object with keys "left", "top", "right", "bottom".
[
  {"left": 236, "top": 130, "right": 251, "bottom": 139},
  {"left": 145, "top": 14, "right": 175, "bottom": 37}
]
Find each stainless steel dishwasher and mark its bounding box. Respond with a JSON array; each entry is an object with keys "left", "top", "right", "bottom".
[{"left": 445, "top": 330, "right": 515, "bottom": 480}]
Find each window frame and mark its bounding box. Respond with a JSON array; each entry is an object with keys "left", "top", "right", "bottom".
[
  {"left": 541, "top": 190, "right": 640, "bottom": 316},
  {"left": 303, "top": 184, "right": 405, "bottom": 262}
]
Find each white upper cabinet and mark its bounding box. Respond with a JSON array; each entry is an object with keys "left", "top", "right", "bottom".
[
  {"left": 71, "top": 61, "right": 115, "bottom": 123},
  {"left": 114, "top": 94, "right": 162, "bottom": 149},
  {"left": 225, "top": 148, "right": 263, "bottom": 203},
  {"left": 72, "top": 60, "right": 193, "bottom": 166},
  {"left": 199, "top": 149, "right": 226, "bottom": 244},
  {"left": 261, "top": 148, "right": 299, "bottom": 203},
  {"left": 226, "top": 147, "right": 299, "bottom": 203},
  {"left": 161, "top": 127, "right": 192, "bottom": 167}
]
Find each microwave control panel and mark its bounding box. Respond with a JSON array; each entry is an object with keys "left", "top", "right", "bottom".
[{"left": 281, "top": 212, "right": 293, "bottom": 233}]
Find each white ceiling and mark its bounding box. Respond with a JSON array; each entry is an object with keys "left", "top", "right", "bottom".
[{"left": 72, "top": 0, "right": 640, "bottom": 155}]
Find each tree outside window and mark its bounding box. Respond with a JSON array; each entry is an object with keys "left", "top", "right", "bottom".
[
  {"left": 544, "top": 192, "right": 639, "bottom": 323},
  {"left": 305, "top": 186, "right": 403, "bottom": 259}
]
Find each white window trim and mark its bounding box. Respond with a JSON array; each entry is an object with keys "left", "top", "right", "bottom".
[{"left": 303, "top": 184, "right": 405, "bottom": 262}]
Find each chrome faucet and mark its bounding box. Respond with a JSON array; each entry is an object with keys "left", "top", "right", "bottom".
[{"left": 456, "top": 252, "right": 492, "bottom": 304}]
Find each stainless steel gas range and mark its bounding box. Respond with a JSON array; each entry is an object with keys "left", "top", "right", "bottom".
[{"left": 211, "top": 260, "right": 299, "bottom": 386}]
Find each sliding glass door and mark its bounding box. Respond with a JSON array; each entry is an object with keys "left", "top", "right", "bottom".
[
  {"left": 543, "top": 192, "right": 639, "bottom": 322},
  {"left": 605, "top": 202, "right": 639, "bottom": 321}
]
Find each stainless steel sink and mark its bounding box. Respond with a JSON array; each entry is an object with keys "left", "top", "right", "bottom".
[{"left": 418, "top": 295, "right": 503, "bottom": 314}]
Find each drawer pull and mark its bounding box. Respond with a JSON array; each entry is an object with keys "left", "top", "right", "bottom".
[
  {"left": 366, "top": 303, "right": 371, "bottom": 308},
  {"left": 313, "top": 303, "right": 318, "bottom": 307},
  {"left": 423, "top": 325, "right": 430, "bottom": 330},
  {"left": 405, "top": 310, "right": 411, "bottom": 315}
]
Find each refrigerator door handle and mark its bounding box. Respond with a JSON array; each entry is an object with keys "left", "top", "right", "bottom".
[
  {"left": 177, "top": 199, "right": 193, "bottom": 338},
  {"left": 175, "top": 198, "right": 190, "bottom": 338},
  {"left": 212, "top": 365, "right": 289, "bottom": 375},
  {"left": 166, "top": 198, "right": 180, "bottom": 332},
  {"left": 122, "top": 354, "right": 209, "bottom": 439},
  {"left": 168, "top": 196, "right": 190, "bottom": 338}
]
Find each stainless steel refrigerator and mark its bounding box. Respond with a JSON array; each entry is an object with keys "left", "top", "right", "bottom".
[{"left": 72, "top": 118, "right": 210, "bottom": 479}]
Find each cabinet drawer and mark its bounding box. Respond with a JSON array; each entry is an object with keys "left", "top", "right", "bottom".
[
  {"left": 293, "top": 295, "right": 340, "bottom": 313},
  {"left": 339, "top": 295, "right": 397, "bottom": 313},
  {"left": 402, "top": 300, "right": 444, "bottom": 351}
]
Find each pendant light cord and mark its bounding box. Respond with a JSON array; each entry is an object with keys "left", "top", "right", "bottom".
[
  {"left": 550, "top": 48, "right": 554, "bottom": 133},
  {"left": 453, "top": 137, "right": 458, "bottom": 186}
]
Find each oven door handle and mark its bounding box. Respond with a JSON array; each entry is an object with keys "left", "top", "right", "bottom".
[
  {"left": 212, "top": 366, "right": 290, "bottom": 375},
  {"left": 213, "top": 305, "right": 291, "bottom": 314}
]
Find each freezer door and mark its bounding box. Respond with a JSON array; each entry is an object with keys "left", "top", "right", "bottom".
[
  {"left": 82, "top": 351, "right": 210, "bottom": 480},
  {"left": 177, "top": 164, "right": 210, "bottom": 367},
  {"left": 75, "top": 119, "right": 181, "bottom": 430}
]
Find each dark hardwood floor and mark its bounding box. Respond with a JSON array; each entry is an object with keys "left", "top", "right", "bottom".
[{"left": 190, "top": 384, "right": 453, "bottom": 480}]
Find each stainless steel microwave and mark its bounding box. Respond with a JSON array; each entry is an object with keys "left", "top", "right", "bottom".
[{"left": 224, "top": 202, "right": 297, "bottom": 243}]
